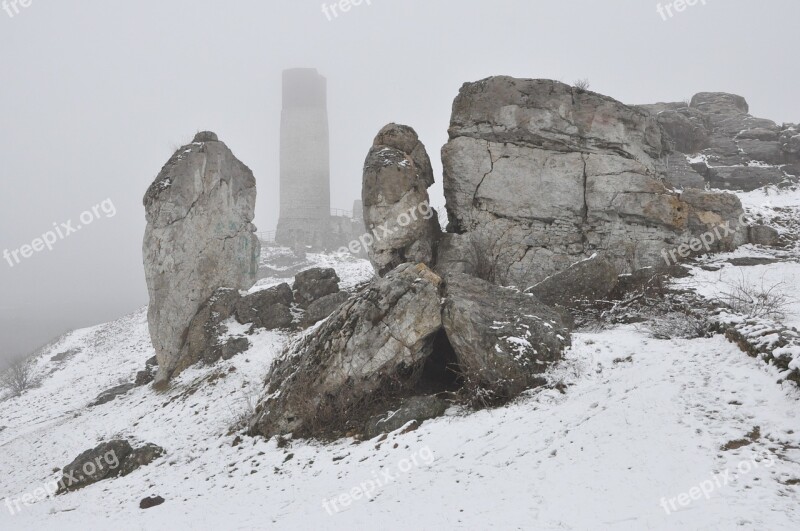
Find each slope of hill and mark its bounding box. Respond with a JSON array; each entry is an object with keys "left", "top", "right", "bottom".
[{"left": 1, "top": 189, "right": 800, "bottom": 531}]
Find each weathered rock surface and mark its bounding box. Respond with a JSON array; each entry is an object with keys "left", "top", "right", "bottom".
[
  {"left": 641, "top": 93, "right": 799, "bottom": 192},
  {"left": 656, "top": 153, "right": 706, "bottom": 190},
  {"left": 140, "top": 496, "right": 166, "bottom": 510},
  {"left": 364, "top": 396, "right": 449, "bottom": 438},
  {"left": 143, "top": 131, "right": 260, "bottom": 385},
  {"left": 134, "top": 356, "right": 158, "bottom": 387},
  {"left": 749, "top": 224, "right": 781, "bottom": 247},
  {"left": 250, "top": 263, "right": 443, "bottom": 438},
  {"left": 58, "top": 440, "right": 132, "bottom": 492},
  {"left": 57, "top": 440, "right": 165, "bottom": 493},
  {"left": 439, "top": 77, "right": 747, "bottom": 286},
  {"left": 292, "top": 268, "right": 340, "bottom": 308},
  {"left": 636, "top": 103, "right": 711, "bottom": 154},
  {"left": 236, "top": 284, "right": 294, "bottom": 330},
  {"left": 526, "top": 254, "right": 618, "bottom": 309},
  {"left": 362, "top": 124, "right": 441, "bottom": 275},
  {"left": 442, "top": 273, "right": 570, "bottom": 403},
  {"left": 119, "top": 443, "right": 166, "bottom": 476},
  {"left": 173, "top": 283, "right": 296, "bottom": 376},
  {"left": 88, "top": 383, "right": 135, "bottom": 407},
  {"left": 172, "top": 288, "right": 251, "bottom": 377},
  {"left": 304, "top": 291, "right": 350, "bottom": 326}
]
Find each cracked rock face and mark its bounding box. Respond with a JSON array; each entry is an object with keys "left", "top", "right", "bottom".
[
  {"left": 439, "top": 77, "right": 746, "bottom": 287},
  {"left": 442, "top": 273, "right": 570, "bottom": 403},
  {"left": 250, "top": 263, "right": 443, "bottom": 438},
  {"left": 143, "top": 132, "right": 260, "bottom": 385},
  {"left": 362, "top": 124, "right": 441, "bottom": 276}
]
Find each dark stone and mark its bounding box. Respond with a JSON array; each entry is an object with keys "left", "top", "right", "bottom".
[
  {"left": 727, "top": 257, "right": 781, "bottom": 267},
  {"left": 58, "top": 440, "right": 133, "bottom": 492},
  {"left": 443, "top": 273, "right": 570, "bottom": 403},
  {"left": 120, "top": 444, "right": 165, "bottom": 476},
  {"left": 235, "top": 283, "right": 294, "bottom": 329},
  {"left": 292, "top": 268, "right": 340, "bottom": 308},
  {"left": 304, "top": 291, "right": 350, "bottom": 326},
  {"left": 135, "top": 369, "right": 154, "bottom": 387},
  {"left": 192, "top": 131, "right": 218, "bottom": 142},
  {"left": 140, "top": 496, "right": 165, "bottom": 510},
  {"left": 88, "top": 383, "right": 135, "bottom": 407},
  {"left": 50, "top": 349, "right": 80, "bottom": 363},
  {"left": 749, "top": 225, "right": 781, "bottom": 247}
]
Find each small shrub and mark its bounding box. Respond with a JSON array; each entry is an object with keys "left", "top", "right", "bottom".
[
  {"left": 227, "top": 388, "right": 260, "bottom": 433},
  {"left": 574, "top": 78, "right": 591, "bottom": 91},
  {"left": 718, "top": 273, "right": 793, "bottom": 321}
]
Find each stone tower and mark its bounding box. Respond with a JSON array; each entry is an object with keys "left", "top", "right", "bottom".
[{"left": 276, "top": 68, "right": 332, "bottom": 247}]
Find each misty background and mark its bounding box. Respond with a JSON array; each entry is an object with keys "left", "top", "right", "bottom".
[{"left": 1, "top": 0, "right": 798, "bottom": 364}]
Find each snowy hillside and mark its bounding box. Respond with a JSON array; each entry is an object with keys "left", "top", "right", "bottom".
[{"left": 2, "top": 189, "right": 800, "bottom": 531}]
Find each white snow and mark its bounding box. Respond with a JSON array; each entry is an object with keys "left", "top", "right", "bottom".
[{"left": 2, "top": 216, "right": 800, "bottom": 529}]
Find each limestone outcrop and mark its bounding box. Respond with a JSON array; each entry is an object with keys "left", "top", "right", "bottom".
[
  {"left": 362, "top": 124, "right": 441, "bottom": 275},
  {"left": 640, "top": 93, "right": 800, "bottom": 191},
  {"left": 438, "top": 77, "right": 747, "bottom": 287},
  {"left": 143, "top": 131, "right": 260, "bottom": 385}
]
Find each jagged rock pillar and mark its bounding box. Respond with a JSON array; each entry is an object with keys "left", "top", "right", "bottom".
[{"left": 143, "top": 131, "right": 260, "bottom": 386}]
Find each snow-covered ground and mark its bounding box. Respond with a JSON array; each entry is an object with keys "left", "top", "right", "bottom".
[{"left": 2, "top": 188, "right": 800, "bottom": 530}]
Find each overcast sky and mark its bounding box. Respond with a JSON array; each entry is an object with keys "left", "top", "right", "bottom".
[{"left": 1, "top": 0, "right": 798, "bottom": 363}]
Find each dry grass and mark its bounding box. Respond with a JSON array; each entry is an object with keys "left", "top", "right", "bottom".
[{"left": 717, "top": 272, "right": 793, "bottom": 321}]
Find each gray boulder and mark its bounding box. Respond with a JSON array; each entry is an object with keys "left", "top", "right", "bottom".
[
  {"left": 304, "top": 291, "right": 350, "bottom": 326},
  {"left": 690, "top": 92, "right": 749, "bottom": 115},
  {"left": 134, "top": 356, "right": 158, "bottom": 387},
  {"left": 364, "top": 396, "right": 449, "bottom": 438},
  {"left": 236, "top": 283, "right": 294, "bottom": 330},
  {"left": 250, "top": 263, "right": 443, "bottom": 438},
  {"left": 88, "top": 383, "right": 135, "bottom": 407},
  {"left": 58, "top": 440, "right": 132, "bottom": 492},
  {"left": 143, "top": 131, "right": 260, "bottom": 386},
  {"left": 526, "top": 254, "right": 619, "bottom": 308},
  {"left": 442, "top": 273, "right": 570, "bottom": 403},
  {"left": 292, "top": 268, "right": 340, "bottom": 308},
  {"left": 362, "top": 124, "right": 441, "bottom": 276},
  {"left": 57, "top": 440, "right": 165, "bottom": 493},
  {"left": 749, "top": 224, "right": 781, "bottom": 247},
  {"left": 119, "top": 443, "right": 165, "bottom": 476}
]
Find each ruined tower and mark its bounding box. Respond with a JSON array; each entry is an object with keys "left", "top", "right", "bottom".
[{"left": 276, "top": 68, "right": 332, "bottom": 247}]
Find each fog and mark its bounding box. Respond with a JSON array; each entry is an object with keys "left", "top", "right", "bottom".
[{"left": 1, "top": 0, "right": 798, "bottom": 364}]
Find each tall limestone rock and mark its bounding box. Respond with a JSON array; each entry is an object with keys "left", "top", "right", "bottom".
[
  {"left": 143, "top": 131, "right": 260, "bottom": 386},
  {"left": 362, "top": 124, "right": 441, "bottom": 275},
  {"left": 438, "top": 77, "right": 747, "bottom": 287}
]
